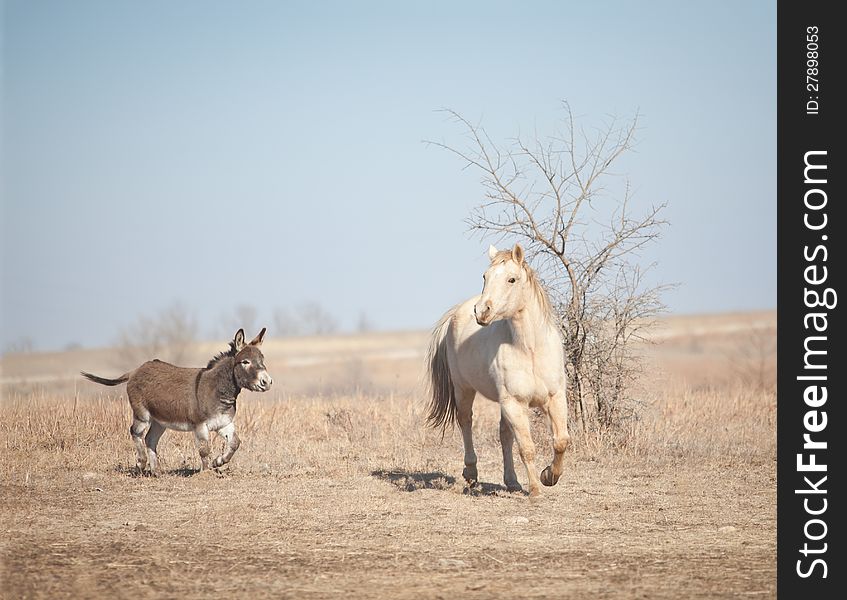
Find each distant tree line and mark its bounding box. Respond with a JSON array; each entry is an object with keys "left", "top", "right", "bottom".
[{"left": 112, "top": 301, "right": 373, "bottom": 368}]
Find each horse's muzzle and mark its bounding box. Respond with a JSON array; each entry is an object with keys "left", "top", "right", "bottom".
[{"left": 474, "top": 303, "right": 492, "bottom": 326}]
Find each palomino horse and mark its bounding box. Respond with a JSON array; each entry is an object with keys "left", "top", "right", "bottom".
[
  {"left": 81, "top": 328, "right": 272, "bottom": 475},
  {"left": 426, "top": 244, "right": 569, "bottom": 496}
]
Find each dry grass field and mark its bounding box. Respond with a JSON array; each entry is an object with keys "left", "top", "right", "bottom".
[{"left": 0, "top": 311, "right": 776, "bottom": 599}]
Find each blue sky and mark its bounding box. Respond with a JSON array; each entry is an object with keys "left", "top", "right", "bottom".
[{"left": 1, "top": 1, "right": 776, "bottom": 351}]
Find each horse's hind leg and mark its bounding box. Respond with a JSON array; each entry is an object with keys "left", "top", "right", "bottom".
[
  {"left": 499, "top": 413, "right": 521, "bottom": 492},
  {"left": 145, "top": 421, "right": 166, "bottom": 476},
  {"left": 540, "top": 390, "right": 570, "bottom": 487},
  {"left": 212, "top": 423, "right": 241, "bottom": 469},
  {"left": 130, "top": 416, "right": 150, "bottom": 474},
  {"left": 500, "top": 396, "right": 542, "bottom": 497},
  {"left": 456, "top": 387, "right": 478, "bottom": 485}
]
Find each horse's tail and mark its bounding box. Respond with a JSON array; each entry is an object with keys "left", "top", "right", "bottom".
[
  {"left": 80, "top": 371, "right": 131, "bottom": 386},
  {"left": 425, "top": 309, "right": 457, "bottom": 434}
]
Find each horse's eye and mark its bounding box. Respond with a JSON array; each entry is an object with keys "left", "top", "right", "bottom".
[
  {"left": 508, "top": 277, "right": 516, "bottom": 284},
  {"left": 241, "top": 360, "right": 251, "bottom": 366}
]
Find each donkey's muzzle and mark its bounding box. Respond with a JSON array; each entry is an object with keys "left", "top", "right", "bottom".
[{"left": 256, "top": 372, "right": 273, "bottom": 391}]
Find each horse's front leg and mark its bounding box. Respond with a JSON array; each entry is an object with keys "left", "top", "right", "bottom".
[
  {"left": 540, "top": 390, "right": 570, "bottom": 487},
  {"left": 500, "top": 396, "right": 542, "bottom": 497},
  {"left": 499, "top": 412, "right": 521, "bottom": 492},
  {"left": 212, "top": 422, "right": 241, "bottom": 469}
]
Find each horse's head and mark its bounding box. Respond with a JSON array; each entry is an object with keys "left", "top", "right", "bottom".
[
  {"left": 474, "top": 244, "right": 530, "bottom": 326},
  {"left": 231, "top": 328, "right": 273, "bottom": 392}
]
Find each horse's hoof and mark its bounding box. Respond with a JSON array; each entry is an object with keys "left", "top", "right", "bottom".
[
  {"left": 462, "top": 465, "right": 479, "bottom": 485},
  {"left": 505, "top": 481, "right": 523, "bottom": 493},
  {"left": 540, "top": 466, "right": 559, "bottom": 487},
  {"left": 528, "top": 486, "right": 542, "bottom": 499}
]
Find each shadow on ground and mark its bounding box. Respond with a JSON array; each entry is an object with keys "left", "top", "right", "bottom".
[
  {"left": 371, "top": 469, "right": 455, "bottom": 491},
  {"left": 113, "top": 465, "right": 211, "bottom": 478},
  {"left": 371, "top": 469, "right": 522, "bottom": 496}
]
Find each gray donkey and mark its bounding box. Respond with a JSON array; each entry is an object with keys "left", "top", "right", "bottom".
[{"left": 81, "top": 328, "right": 272, "bottom": 475}]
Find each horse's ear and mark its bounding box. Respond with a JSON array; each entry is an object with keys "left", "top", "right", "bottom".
[
  {"left": 488, "top": 244, "right": 499, "bottom": 260},
  {"left": 512, "top": 244, "right": 524, "bottom": 264},
  {"left": 233, "top": 329, "right": 246, "bottom": 351},
  {"left": 249, "top": 327, "right": 266, "bottom": 346}
]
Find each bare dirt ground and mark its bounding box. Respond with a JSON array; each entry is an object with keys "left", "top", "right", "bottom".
[{"left": 0, "top": 311, "right": 776, "bottom": 599}]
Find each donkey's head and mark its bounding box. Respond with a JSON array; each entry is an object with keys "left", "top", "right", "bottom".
[
  {"left": 231, "top": 328, "right": 273, "bottom": 392},
  {"left": 474, "top": 244, "right": 531, "bottom": 326}
]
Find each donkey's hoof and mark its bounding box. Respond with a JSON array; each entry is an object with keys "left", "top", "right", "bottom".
[
  {"left": 540, "top": 466, "right": 559, "bottom": 487},
  {"left": 462, "top": 465, "right": 479, "bottom": 486}
]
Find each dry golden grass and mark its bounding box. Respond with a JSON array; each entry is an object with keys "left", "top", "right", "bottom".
[{"left": 0, "top": 311, "right": 776, "bottom": 599}]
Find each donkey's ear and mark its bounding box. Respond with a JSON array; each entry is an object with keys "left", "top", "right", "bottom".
[
  {"left": 249, "top": 327, "right": 266, "bottom": 346},
  {"left": 233, "top": 329, "right": 246, "bottom": 351},
  {"left": 488, "top": 244, "right": 499, "bottom": 260},
  {"left": 512, "top": 244, "right": 524, "bottom": 264}
]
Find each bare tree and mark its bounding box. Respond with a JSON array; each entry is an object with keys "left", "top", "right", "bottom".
[
  {"left": 273, "top": 302, "right": 340, "bottom": 337},
  {"left": 3, "top": 337, "right": 35, "bottom": 355},
  {"left": 429, "top": 104, "right": 670, "bottom": 431},
  {"left": 222, "top": 304, "right": 259, "bottom": 338},
  {"left": 273, "top": 307, "right": 302, "bottom": 337},
  {"left": 115, "top": 302, "right": 198, "bottom": 368},
  {"left": 357, "top": 311, "right": 375, "bottom": 333},
  {"left": 298, "top": 302, "right": 339, "bottom": 336}
]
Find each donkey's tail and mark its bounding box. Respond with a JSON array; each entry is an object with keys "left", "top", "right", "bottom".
[
  {"left": 80, "top": 371, "right": 131, "bottom": 386},
  {"left": 425, "top": 308, "right": 457, "bottom": 434}
]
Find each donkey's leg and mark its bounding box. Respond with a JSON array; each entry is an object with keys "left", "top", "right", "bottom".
[
  {"left": 193, "top": 424, "right": 212, "bottom": 471},
  {"left": 212, "top": 423, "right": 241, "bottom": 469},
  {"left": 499, "top": 412, "right": 521, "bottom": 492},
  {"left": 456, "top": 387, "right": 478, "bottom": 485},
  {"left": 145, "top": 421, "right": 166, "bottom": 476},
  {"left": 540, "top": 390, "right": 570, "bottom": 487},
  {"left": 130, "top": 417, "right": 150, "bottom": 474},
  {"left": 500, "top": 396, "right": 542, "bottom": 497}
]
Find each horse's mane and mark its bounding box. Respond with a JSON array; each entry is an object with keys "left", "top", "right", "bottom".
[
  {"left": 206, "top": 341, "right": 238, "bottom": 369},
  {"left": 491, "top": 250, "right": 557, "bottom": 324}
]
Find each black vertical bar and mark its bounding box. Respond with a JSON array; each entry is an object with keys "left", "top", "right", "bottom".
[{"left": 777, "top": 1, "right": 843, "bottom": 597}]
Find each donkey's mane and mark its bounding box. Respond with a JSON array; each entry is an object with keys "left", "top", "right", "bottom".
[
  {"left": 206, "top": 341, "right": 238, "bottom": 369},
  {"left": 491, "top": 250, "right": 557, "bottom": 324}
]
